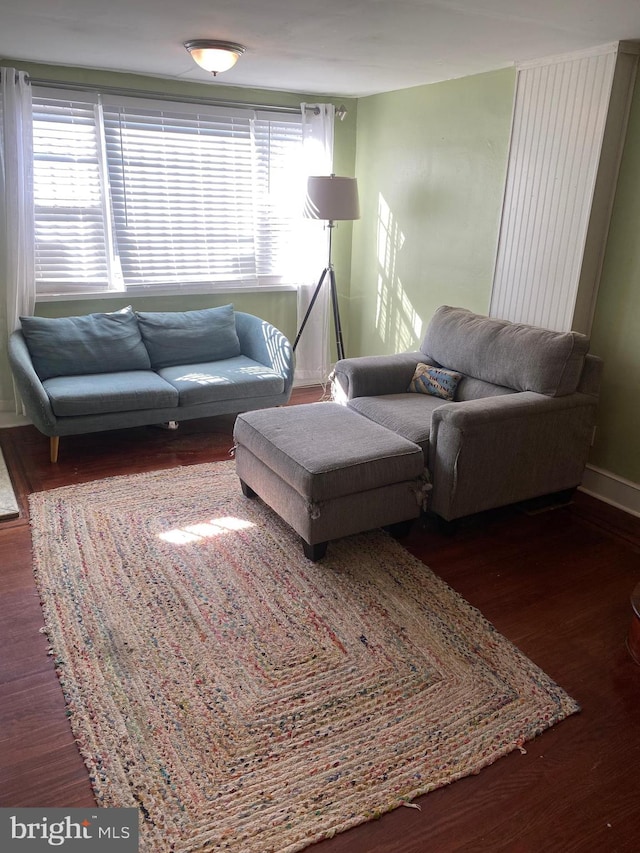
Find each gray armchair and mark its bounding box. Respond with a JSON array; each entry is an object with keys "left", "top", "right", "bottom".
[{"left": 331, "top": 306, "right": 602, "bottom": 522}]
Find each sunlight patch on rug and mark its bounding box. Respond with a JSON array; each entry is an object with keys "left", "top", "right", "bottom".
[
  {"left": 158, "top": 515, "right": 255, "bottom": 544},
  {"left": 29, "top": 461, "right": 579, "bottom": 853}
]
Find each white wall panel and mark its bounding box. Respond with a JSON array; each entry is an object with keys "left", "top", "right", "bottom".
[{"left": 490, "top": 44, "right": 636, "bottom": 333}]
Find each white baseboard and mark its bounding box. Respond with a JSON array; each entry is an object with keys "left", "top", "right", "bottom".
[
  {"left": 579, "top": 464, "right": 640, "bottom": 518},
  {"left": 0, "top": 412, "right": 29, "bottom": 428},
  {"left": 0, "top": 446, "right": 19, "bottom": 518},
  {"left": 0, "top": 396, "right": 26, "bottom": 427}
]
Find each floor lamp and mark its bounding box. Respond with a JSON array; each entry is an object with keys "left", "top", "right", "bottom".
[{"left": 293, "top": 175, "right": 360, "bottom": 362}]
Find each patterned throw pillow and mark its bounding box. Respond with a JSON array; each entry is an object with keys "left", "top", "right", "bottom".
[{"left": 407, "top": 363, "right": 462, "bottom": 401}]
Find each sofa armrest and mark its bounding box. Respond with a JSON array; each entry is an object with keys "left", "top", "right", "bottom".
[
  {"left": 331, "top": 352, "right": 425, "bottom": 400},
  {"left": 428, "top": 391, "right": 598, "bottom": 520},
  {"left": 234, "top": 311, "right": 295, "bottom": 397},
  {"left": 577, "top": 353, "right": 603, "bottom": 396},
  {"left": 7, "top": 331, "right": 58, "bottom": 435}
]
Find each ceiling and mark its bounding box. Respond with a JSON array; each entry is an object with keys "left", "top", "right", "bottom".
[{"left": 1, "top": 0, "right": 640, "bottom": 98}]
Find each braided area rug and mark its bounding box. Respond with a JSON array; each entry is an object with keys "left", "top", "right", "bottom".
[{"left": 29, "top": 461, "right": 579, "bottom": 852}]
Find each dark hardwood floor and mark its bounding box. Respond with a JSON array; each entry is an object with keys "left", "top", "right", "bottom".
[{"left": 1, "top": 386, "right": 639, "bottom": 851}]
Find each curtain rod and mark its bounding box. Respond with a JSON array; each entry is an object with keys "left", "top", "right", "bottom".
[{"left": 28, "top": 77, "right": 303, "bottom": 114}]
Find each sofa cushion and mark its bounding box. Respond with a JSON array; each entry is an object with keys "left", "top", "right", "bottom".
[
  {"left": 136, "top": 305, "right": 241, "bottom": 370},
  {"left": 347, "top": 394, "right": 442, "bottom": 456},
  {"left": 43, "top": 371, "right": 178, "bottom": 417},
  {"left": 234, "top": 402, "right": 424, "bottom": 502},
  {"left": 158, "top": 357, "right": 285, "bottom": 406},
  {"left": 420, "top": 306, "right": 590, "bottom": 397},
  {"left": 408, "top": 364, "right": 462, "bottom": 400},
  {"left": 455, "top": 375, "right": 515, "bottom": 401},
  {"left": 20, "top": 307, "right": 151, "bottom": 381}
]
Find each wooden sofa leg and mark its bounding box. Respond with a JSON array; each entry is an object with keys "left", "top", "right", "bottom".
[
  {"left": 384, "top": 519, "right": 415, "bottom": 539},
  {"left": 303, "top": 540, "right": 328, "bottom": 562},
  {"left": 436, "top": 516, "right": 458, "bottom": 536},
  {"left": 50, "top": 436, "right": 59, "bottom": 463},
  {"left": 240, "top": 479, "right": 257, "bottom": 498}
]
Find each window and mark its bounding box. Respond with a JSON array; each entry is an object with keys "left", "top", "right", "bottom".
[
  {"left": 32, "top": 89, "right": 305, "bottom": 296},
  {"left": 32, "top": 95, "right": 112, "bottom": 292}
]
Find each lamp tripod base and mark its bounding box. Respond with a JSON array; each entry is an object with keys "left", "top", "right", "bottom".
[{"left": 293, "top": 265, "right": 345, "bottom": 362}]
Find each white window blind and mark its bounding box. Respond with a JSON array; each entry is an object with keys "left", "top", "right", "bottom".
[
  {"left": 31, "top": 89, "right": 304, "bottom": 295},
  {"left": 32, "top": 95, "right": 113, "bottom": 293}
]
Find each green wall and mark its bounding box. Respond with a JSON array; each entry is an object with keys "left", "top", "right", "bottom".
[
  {"left": 588, "top": 80, "right": 640, "bottom": 483},
  {"left": 348, "top": 69, "right": 515, "bottom": 356}
]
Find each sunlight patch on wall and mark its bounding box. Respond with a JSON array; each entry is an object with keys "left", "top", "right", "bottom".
[
  {"left": 159, "top": 516, "right": 254, "bottom": 545},
  {"left": 375, "top": 194, "right": 422, "bottom": 351}
]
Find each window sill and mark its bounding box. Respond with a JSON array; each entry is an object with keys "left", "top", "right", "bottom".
[{"left": 36, "top": 283, "right": 299, "bottom": 304}]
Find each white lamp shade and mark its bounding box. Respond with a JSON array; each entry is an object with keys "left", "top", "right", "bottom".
[{"left": 305, "top": 175, "right": 360, "bottom": 221}]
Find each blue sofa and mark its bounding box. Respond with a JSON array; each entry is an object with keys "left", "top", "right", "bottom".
[{"left": 8, "top": 304, "right": 294, "bottom": 462}]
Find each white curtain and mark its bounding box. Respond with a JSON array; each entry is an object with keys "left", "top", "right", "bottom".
[
  {"left": 1, "top": 68, "right": 35, "bottom": 330},
  {"left": 0, "top": 67, "right": 34, "bottom": 412},
  {"left": 295, "top": 103, "right": 335, "bottom": 385}
]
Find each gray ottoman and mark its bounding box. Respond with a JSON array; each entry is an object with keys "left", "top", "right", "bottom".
[{"left": 233, "top": 402, "right": 425, "bottom": 560}]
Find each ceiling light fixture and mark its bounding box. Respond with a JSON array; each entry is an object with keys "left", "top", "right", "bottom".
[{"left": 184, "top": 40, "right": 246, "bottom": 76}]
